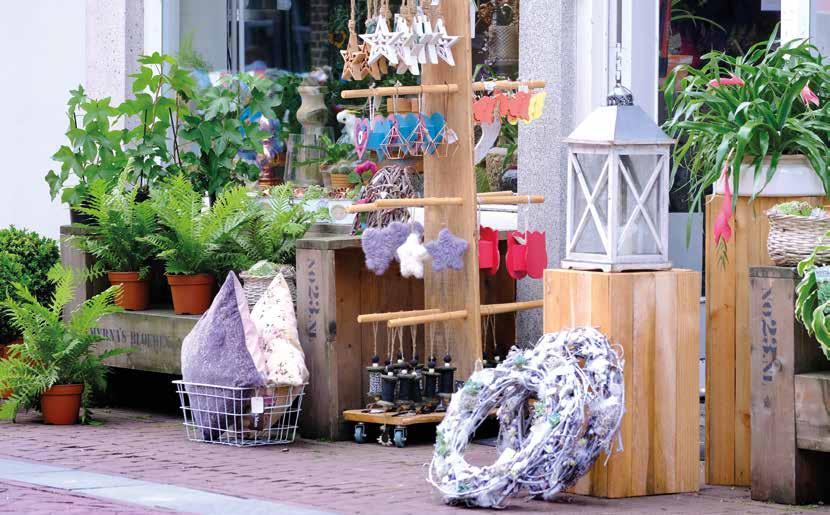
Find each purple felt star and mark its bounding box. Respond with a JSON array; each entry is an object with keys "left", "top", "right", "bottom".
[{"left": 425, "top": 228, "right": 468, "bottom": 271}]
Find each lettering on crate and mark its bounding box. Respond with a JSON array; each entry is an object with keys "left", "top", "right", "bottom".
[{"left": 759, "top": 287, "right": 778, "bottom": 383}]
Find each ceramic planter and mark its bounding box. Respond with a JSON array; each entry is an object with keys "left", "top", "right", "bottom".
[
  {"left": 166, "top": 273, "right": 215, "bottom": 315},
  {"left": 713, "top": 155, "right": 824, "bottom": 197},
  {"left": 108, "top": 272, "right": 150, "bottom": 311},
  {"left": 41, "top": 384, "right": 84, "bottom": 425}
]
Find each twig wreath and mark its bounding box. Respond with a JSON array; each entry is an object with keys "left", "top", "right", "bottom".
[{"left": 428, "top": 328, "right": 625, "bottom": 508}]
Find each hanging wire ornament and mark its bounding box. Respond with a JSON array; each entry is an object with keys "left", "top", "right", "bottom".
[{"left": 428, "top": 328, "right": 625, "bottom": 509}]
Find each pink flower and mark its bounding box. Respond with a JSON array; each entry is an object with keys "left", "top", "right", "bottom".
[
  {"left": 708, "top": 74, "right": 745, "bottom": 88},
  {"left": 801, "top": 82, "right": 820, "bottom": 107},
  {"left": 714, "top": 163, "right": 734, "bottom": 246},
  {"left": 355, "top": 161, "right": 378, "bottom": 175}
]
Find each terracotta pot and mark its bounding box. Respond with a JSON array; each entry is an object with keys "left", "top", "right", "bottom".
[
  {"left": 166, "top": 274, "right": 215, "bottom": 315},
  {"left": 41, "top": 384, "right": 84, "bottom": 425},
  {"left": 108, "top": 272, "right": 150, "bottom": 311}
]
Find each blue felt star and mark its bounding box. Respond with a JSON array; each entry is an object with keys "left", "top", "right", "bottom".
[{"left": 425, "top": 228, "right": 468, "bottom": 271}]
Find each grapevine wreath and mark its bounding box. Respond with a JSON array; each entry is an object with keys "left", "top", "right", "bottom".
[{"left": 428, "top": 328, "right": 625, "bottom": 508}]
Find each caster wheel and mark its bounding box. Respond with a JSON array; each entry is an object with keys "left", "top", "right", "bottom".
[
  {"left": 393, "top": 428, "right": 407, "bottom": 448},
  {"left": 354, "top": 423, "right": 367, "bottom": 444}
]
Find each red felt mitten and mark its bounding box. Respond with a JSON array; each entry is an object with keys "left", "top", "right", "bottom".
[
  {"left": 478, "top": 226, "right": 500, "bottom": 275},
  {"left": 525, "top": 231, "right": 548, "bottom": 279},
  {"left": 505, "top": 231, "right": 527, "bottom": 279}
]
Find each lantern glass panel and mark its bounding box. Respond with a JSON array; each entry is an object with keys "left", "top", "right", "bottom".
[
  {"left": 617, "top": 154, "right": 661, "bottom": 256},
  {"left": 572, "top": 152, "right": 609, "bottom": 254}
]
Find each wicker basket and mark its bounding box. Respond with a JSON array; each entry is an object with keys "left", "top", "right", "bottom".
[
  {"left": 239, "top": 265, "right": 297, "bottom": 308},
  {"left": 766, "top": 210, "right": 830, "bottom": 266}
]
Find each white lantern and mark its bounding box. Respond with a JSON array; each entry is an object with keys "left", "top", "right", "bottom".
[{"left": 562, "top": 88, "right": 675, "bottom": 272}]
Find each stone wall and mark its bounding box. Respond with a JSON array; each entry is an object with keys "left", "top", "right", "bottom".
[{"left": 309, "top": 0, "right": 331, "bottom": 68}]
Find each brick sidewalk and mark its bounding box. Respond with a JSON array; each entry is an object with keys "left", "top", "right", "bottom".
[
  {"left": 0, "top": 408, "right": 826, "bottom": 514},
  {"left": 0, "top": 479, "right": 172, "bottom": 514}
]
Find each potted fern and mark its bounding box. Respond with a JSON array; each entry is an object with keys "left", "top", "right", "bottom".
[
  {"left": 235, "top": 184, "right": 328, "bottom": 305},
  {"left": 299, "top": 135, "right": 356, "bottom": 189},
  {"left": 0, "top": 264, "right": 127, "bottom": 424},
  {"left": 72, "top": 176, "right": 157, "bottom": 310},
  {"left": 147, "top": 175, "right": 254, "bottom": 315}
]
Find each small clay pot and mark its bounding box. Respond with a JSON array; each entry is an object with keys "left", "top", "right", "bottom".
[
  {"left": 166, "top": 273, "right": 215, "bottom": 315},
  {"left": 108, "top": 272, "right": 150, "bottom": 311},
  {"left": 41, "top": 384, "right": 84, "bottom": 425},
  {"left": 329, "top": 173, "right": 352, "bottom": 189}
]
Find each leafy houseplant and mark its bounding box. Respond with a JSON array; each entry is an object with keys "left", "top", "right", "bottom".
[
  {"left": 72, "top": 176, "right": 158, "bottom": 311},
  {"left": 147, "top": 175, "right": 254, "bottom": 315},
  {"left": 234, "top": 184, "right": 329, "bottom": 267},
  {"left": 0, "top": 264, "right": 127, "bottom": 424},
  {"left": 180, "top": 73, "right": 282, "bottom": 203},
  {"left": 664, "top": 27, "right": 830, "bottom": 215},
  {"left": 0, "top": 228, "right": 59, "bottom": 345},
  {"left": 299, "top": 135, "right": 356, "bottom": 189},
  {"left": 796, "top": 243, "right": 830, "bottom": 361}
]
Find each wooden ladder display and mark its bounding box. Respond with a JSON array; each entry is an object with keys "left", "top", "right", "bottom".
[{"left": 342, "top": 1, "right": 545, "bottom": 381}]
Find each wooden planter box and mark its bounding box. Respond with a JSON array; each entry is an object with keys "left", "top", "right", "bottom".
[
  {"left": 543, "top": 268, "right": 700, "bottom": 498},
  {"left": 749, "top": 267, "right": 830, "bottom": 504},
  {"left": 705, "top": 194, "right": 824, "bottom": 486}
]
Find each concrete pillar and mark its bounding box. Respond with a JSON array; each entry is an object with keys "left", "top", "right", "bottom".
[
  {"left": 516, "top": 0, "right": 577, "bottom": 345},
  {"left": 85, "top": 0, "right": 144, "bottom": 105}
]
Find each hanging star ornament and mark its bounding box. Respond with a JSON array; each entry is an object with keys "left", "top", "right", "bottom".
[
  {"left": 426, "top": 228, "right": 468, "bottom": 272},
  {"left": 412, "top": 12, "right": 439, "bottom": 64},
  {"left": 433, "top": 18, "right": 459, "bottom": 66},
  {"left": 393, "top": 14, "right": 420, "bottom": 75},
  {"left": 340, "top": 21, "right": 366, "bottom": 81},
  {"left": 397, "top": 232, "right": 430, "bottom": 278},
  {"left": 360, "top": 17, "right": 402, "bottom": 65}
]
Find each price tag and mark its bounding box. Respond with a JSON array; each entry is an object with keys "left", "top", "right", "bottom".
[{"left": 251, "top": 396, "right": 265, "bottom": 414}]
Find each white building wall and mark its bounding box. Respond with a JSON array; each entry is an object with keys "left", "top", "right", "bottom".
[{"left": 0, "top": 1, "right": 86, "bottom": 240}]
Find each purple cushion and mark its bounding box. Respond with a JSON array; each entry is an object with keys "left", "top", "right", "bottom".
[{"left": 181, "top": 272, "right": 265, "bottom": 438}]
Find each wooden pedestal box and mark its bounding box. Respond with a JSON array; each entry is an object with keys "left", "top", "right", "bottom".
[
  {"left": 749, "top": 267, "right": 830, "bottom": 504},
  {"left": 543, "top": 268, "right": 700, "bottom": 498},
  {"left": 705, "top": 194, "right": 824, "bottom": 486}
]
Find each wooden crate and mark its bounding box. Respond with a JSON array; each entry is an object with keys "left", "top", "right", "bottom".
[
  {"left": 543, "top": 268, "right": 700, "bottom": 498},
  {"left": 705, "top": 194, "right": 824, "bottom": 486},
  {"left": 749, "top": 267, "right": 830, "bottom": 504}
]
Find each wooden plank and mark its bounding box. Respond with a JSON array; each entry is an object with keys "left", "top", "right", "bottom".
[
  {"left": 705, "top": 194, "right": 737, "bottom": 486},
  {"left": 422, "top": 0, "right": 481, "bottom": 381},
  {"left": 675, "top": 270, "right": 701, "bottom": 492},
  {"left": 631, "top": 273, "right": 655, "bottom": 497},
  {"left": 733, "top": 198, "right": 753, "bottom": 486},
  {"left": 342, "top": 409, "right": 445, "bottom": 426},
  {"left": 653, "top": 271, "right": 676, "bottom": 493},
  {"left": 605, "top": 273, "right": 633, "bottom": 498},
  {"left": 296, "top": 247, "right": 337, "bottom": 439},
  {"left": 334, "top": 249, "right": 365, "bottom": 438},
  {"left": 795, "top": 372, "right": 830, "bottom": 453}
]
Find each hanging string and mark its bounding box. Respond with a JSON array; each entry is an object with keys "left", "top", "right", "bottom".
[
  {"left": 429, "top": 322, "right": 436, "bottom": 361},
  {"left": 372, "top": 321, "right": 379, "bottom": 358},
  {"left": 410, "top": 324, "right": 418, "bottom": 360},
  {"left": 386, "top": 325, "right": 395, "bottom": 363}
]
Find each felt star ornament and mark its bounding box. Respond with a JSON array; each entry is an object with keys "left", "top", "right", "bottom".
[
  {"left": 433, "top": 18, "right": 459, "bottom": 67},
  {"left": 396, "top": 232, "right": 430, "bottom": 278},
  {"left": 360, "top": 17, "right": 402, "bottom": 65},
  {"left": 426, "top": 228, "right": 468, "bottom": 272}
]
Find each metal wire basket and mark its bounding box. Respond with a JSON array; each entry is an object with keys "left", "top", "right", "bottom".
[{"left": 173, "top": 380, "right": 305, "bottom": 446}]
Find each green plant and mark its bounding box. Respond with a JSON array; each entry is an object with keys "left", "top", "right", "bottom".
[
  {"left": 670, "top": 0, "right": 724, "bottom": 31},
  {"left": 499, "top": 123, "right": 518, "bottom": 172},
  {"left": 0, "top": 228, "right": 60, "bottom": 303},
  {"left": 0, "top": 252, "right": 25, "bottom": 344},
  {"left": 234, "top": 184, "right": 328, "bottom": 266},
  {"left": 71, "top": 175, "right": 157, "bottom": 278},
  {"left": 45, "top": 86, "right": 129, "bottom": 206},
  {"left": 773, "top": 200, "right": 816, "bottom": 217},
  {"left": 664, "top": 26, "right": 830, "bottom": 215},
  {"left": 180, "top": 73, "right": 281, "bottom": 201},
  {"left": 0, "top": 264, "right": 128, "bottom": 423},
  {"left": 795, "top": 243, "right": 830, "bottom": 361},
  {"left": 298, "top": 135, "right": 355, "bottom": 171},
  {"left": 147, "top": 175, "right": 255, "bottom": 276},
  {"left": 271, "top": 73, "right": 303, "bottom": 143}
]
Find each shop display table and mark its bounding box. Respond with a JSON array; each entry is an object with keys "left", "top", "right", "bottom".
[
  {"left": 543, "top": 268, "right": 700, "bottom": 498},
  {"left": 749, "top": 267, "right": 830, "bottom": 504}
]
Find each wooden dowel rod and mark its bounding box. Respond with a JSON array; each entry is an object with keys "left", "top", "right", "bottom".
[
  {"left": 480, "top": 300, "right": 543, "bottom": 316},
  {"left": 387, "top": 309, "right": 469, "bottom": 328},
  {"left": 376, "top": 197, "right": 463, "bottom": 208},
  {"left": 472, "top": 80, "right": 547, "bottom": 92},
  {"left": 342, "top": 84, "right": 459, "bottom": 99},
  {"left": 345, "top": 202, "right": 379, "bottom": 214},
  {"left": 478, "top": 195, "right": 545, "bottom": 205},
  {"left": 357, "top": 308, "right": 441, "bottom": 324},
  {"left": 477, "top": 191, "right": 514, "bottom": 197}
]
